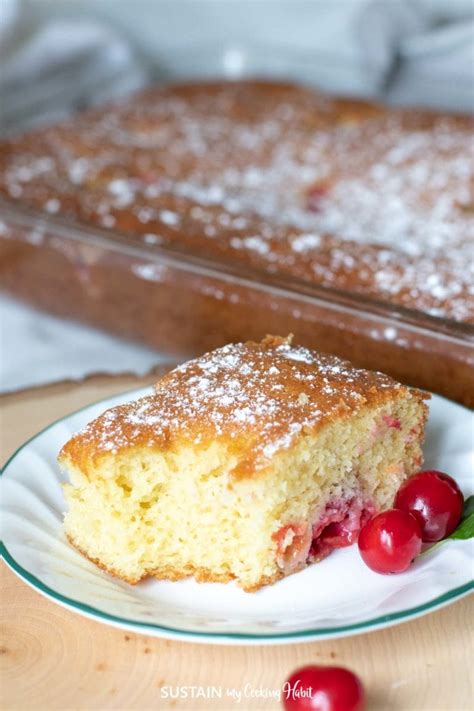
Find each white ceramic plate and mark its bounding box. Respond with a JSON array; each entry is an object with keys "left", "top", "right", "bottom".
[{"left": 1, "top": 387, "right": 473, "bottom": 645}]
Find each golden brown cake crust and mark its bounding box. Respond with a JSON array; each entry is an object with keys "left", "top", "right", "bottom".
[
  {"left": 0, "top": 80, "right": 473, "bottom": 322},
  {"left": 60, "top": 335, "right": 427, "bottom": 477},
  {"left": 67, "top": 531, "right": 287, "bottom": 591}
]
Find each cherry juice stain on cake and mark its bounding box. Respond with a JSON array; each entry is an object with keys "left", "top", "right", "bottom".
[{"left": 273, "top": 492, "right": 378, "bottom": 572}]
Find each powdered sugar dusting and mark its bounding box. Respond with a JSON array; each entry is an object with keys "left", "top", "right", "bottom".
[
  {"left": 65, "top": 336, "right": 407, "bottom": 472},
  {"left": 1, "top": 82, "right": 472, "bottom": 321}
]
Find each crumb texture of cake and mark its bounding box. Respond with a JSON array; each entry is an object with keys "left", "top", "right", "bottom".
[{"left": 60, "top": 336, "right": 429, "bottom": 591}]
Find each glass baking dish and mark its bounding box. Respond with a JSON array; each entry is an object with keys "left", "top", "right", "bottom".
[{"left": 1, "top": 196, "right": 473, "bottom": 406}]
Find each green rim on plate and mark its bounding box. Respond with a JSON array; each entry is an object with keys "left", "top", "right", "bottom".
[{"left": 1, "top": 388, "right": 473, "bottom": 642}]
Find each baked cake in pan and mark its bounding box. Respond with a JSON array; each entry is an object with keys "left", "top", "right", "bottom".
[
  {"left": 0, "top": 81, "right": 473, "bottom": 323},
  {"left": 59, "top": 336, "right": 428, "bottom": 591}
]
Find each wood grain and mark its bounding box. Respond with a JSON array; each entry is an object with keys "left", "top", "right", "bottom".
[{"left": 1, "top": 373, "right": 473, "bottom": 711}]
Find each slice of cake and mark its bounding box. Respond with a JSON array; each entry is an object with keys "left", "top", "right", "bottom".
[{"left": 59, "top": 336, "right": 429, "bottom": 591}]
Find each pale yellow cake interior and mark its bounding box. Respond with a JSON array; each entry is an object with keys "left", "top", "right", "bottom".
[{"left": 63, "top": 395, "right": 424, "bottom": 591}]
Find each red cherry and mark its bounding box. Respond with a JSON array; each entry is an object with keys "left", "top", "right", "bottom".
[
  {"left": 306, "top": 182, "right": 330, "bottom": 213},
  {"left": 395, "top": 470, "right": 464, "bottom": 542},
  {"left": 283, "top": 665, "right": 365, "bottom": 711},
  {"left": 358, "top": 509, "right": 422, "bottom": 574}
]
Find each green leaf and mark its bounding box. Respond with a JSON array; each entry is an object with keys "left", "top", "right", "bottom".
[
  {"left": 449, "top": 499, "right": 474, "bottom": 541},
  {"left": 460, "top": 495, "right": 474, "bottom": 522},
  {"left": 420, "top": 495, "right": 474, "bottom": 556}
]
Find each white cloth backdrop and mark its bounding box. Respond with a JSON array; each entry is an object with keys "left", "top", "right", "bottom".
[
  {"left": 0, "top": 0, "right": 473, "bottom": 391},
  {"left": 0, "top": 297, "right": 168, "bottom": 392}
]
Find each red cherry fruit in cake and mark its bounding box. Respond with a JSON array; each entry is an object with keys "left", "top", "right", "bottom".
[
  {"left": 395, "top": 470, "right": 464, "bottom": 542},
  {"left": 306, "top": 182, "right": 330, "bottom": 213},
  {"left": 283, "top": 665, "right": 365, "bottom": 711},
  {"left": 358, "top": 509, "right": 422, "bottom": 573}
]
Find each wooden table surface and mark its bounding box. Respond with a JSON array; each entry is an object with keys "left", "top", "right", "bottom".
[{"left": 1, "top": 372, "right": 473, "bottom": 711}]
